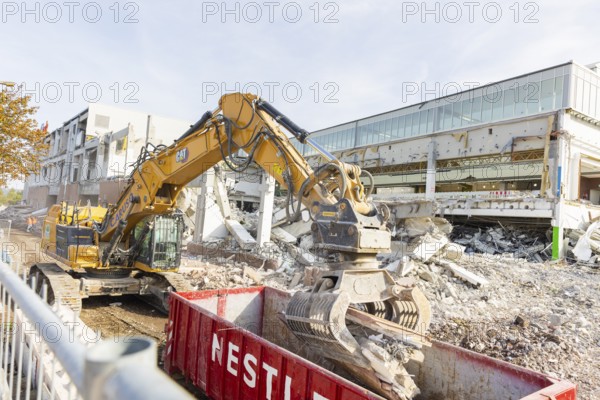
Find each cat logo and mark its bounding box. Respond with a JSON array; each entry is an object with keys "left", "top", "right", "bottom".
[
  {"left": 176, "top": 148, "right": 189, "bottom": 163},
  {"left": 273, "top": 163, "right": 284, "bottom": 176}
]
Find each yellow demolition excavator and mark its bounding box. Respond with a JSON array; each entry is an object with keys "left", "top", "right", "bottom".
[{"left": 33, "top": 93, "right": 431, "bottom": 399}]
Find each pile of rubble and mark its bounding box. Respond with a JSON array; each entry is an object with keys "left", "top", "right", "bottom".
[
  {"left": 568, "top": 221, "right": 600, "bottom": 264},
  {"left": 374, "top": 217, "right": 598, "bottom": 398},
  {"left": 422, "top": 253, "right": 599, "bottom": 398},
  {"left": 0, "top": 204, "right": 40, "bottom": 232},
  {"left": 180, "top": 203, "right": 599, "bottom": 398},
  {"left": 449, "top": 224, "right": 552, "bottom": 262}
]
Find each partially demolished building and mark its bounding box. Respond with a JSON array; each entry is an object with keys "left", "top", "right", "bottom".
[
  {"left": 24, "top": 104, "right": 191, "bottom": 208},
  {"left": 293, "top": 61, "right": 600, "bottom": 259}
]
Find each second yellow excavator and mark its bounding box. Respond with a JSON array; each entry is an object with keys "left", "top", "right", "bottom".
[{"left": 33, "top": 93, "right": 431, "bottom": 399}]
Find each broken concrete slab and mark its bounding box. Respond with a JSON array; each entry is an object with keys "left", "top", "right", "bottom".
[
  {"left": 271, "top": 227, "right": 298, "bottom": 244},
  {"left": 288, "top": 272, "right": 302, "bottom": 289},
  {"left": 293, "top": 247, "right": 316, "bottom": 265},
  {"left": 418, "top": 270, "right": 436, "bottom": 283},
  {"left": 225, "top": 219, "right": 257, "bottom": 250},
  {"left": 402, "top": 217, "right": 452, "bottom": 238},
  {"left": 451, "top": 224, "right": 552, "bottom": 261},
  {"left": 572, "top": 221, "right": 600, "bottom": 261},
  {"left": 472, "top": 239, "right": 496, "bottom": 255},
  {"left": 441, "top": 243, "right": 465, "bottom": 262},
  {"left": 409, "top": 232, "right": 448, "bottom": 262},
  {"left": 385, "top": 256, "right": 416, "bottom": 277},
  {"left": 243, "top": 266, "right": 264, "bottom": 284},
  {"left": 438, "top": 259, "right": 489, "bottom": 287},
  {"left": 281, "top": 219, "right": 312, "bottom": 237}
]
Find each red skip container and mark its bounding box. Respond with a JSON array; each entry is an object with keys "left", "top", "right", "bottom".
[{"left": 163, "top": 286, "right": 576, "bottom": 400}]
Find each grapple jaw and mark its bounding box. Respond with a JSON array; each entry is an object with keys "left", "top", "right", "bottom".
[{"left": 285, "top": 269, "right": 432, "bottom": 399}]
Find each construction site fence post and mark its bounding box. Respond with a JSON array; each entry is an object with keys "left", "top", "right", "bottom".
[{"left": 0, "top": 259, "right": 192, "bottom": 399}]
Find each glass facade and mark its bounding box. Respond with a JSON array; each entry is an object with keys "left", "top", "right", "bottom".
[
  {"left": 299, "top": 63, "right": 598, "bottom": 156},
  {"left": 571, "top": 63, "right": 600, "bottom": 120}
]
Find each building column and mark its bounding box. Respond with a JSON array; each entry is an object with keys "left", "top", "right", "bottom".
[
  {"left": 193, "top": 168, "right": 215, "bottom": 242},
  {"left": 552, "top": 134, "right": 570, "bottom": 259},
  {"left": 256, "top": 173, "right": 276, "bottom": 246},
  {"left": 552, "top": 200, "right": 568, "bottom": 260},
  {"left": 425, "top": 140, "right": 437, "bottom": 201}
]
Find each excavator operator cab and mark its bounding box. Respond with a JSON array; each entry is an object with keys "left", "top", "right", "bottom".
[{"left": 131, "top": 213, "right": 184, "bottom": 271}]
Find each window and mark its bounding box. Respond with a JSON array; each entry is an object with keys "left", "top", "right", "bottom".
[
  {"left": 384, "top": 118, "right": 392, "bottom": 140},
  {"left": 555, "top": 76, "right": 564, "bottom": 110},
  {"left": 423, "top": 109, "right": 432, "bottom": 133},
  {"left": 526, "top": 82, "right": 540, "bottom": 115},
  {"left": 502, "top": 87, "right": 516, "bottom": 119},
  {"left": 460, "top": 100, "right": 471, "bottom": 127},
  {"left": 451, "top": 101, "right": 462, "bottom": 128},
  {"left": 419, "top": 110, "right": 427, "bottom": 133},
  {"left": 441, "top": 104, "right": 452, "bottom": 130},
  {"left": 404, "top": 114, "right": 412, "bottom": 136},
  {"left": 492, "top": 90, "right": 503, "bottom": 121},
  {"left": 540, "top": 78, "right": 555, "bottom": 111},
  {"left": 397, "top": 116, "right": 405, "bottom": 138}
]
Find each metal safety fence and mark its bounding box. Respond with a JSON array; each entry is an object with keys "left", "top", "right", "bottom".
[{"left": 0, "top": 258, "right": 192, "bottom": 400}]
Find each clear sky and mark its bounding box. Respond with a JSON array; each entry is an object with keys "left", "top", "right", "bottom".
[{"left": 1, "top": 0, "right": 599, "bottom": 134}]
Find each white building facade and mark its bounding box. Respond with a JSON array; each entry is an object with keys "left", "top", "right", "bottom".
[
  {"left": 25, "top": 103, "right": 191, "bottom": 208},
  {"left": 297, "top": 61, "right": 600, "bottom": 258}
]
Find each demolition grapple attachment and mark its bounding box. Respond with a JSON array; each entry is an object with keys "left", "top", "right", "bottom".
[{"left": 285, "top": 269, "right": 431, "bottom": 367}]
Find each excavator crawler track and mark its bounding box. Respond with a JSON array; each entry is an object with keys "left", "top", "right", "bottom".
[
  {"left": 28, "top": 264, "right": 82, "bottom": 313},
  {"left": 139, "top": 272, "right": 194, "bottom": 313},
  {"left": 157, "top": 272, "right": 194, "bottom": 292}
]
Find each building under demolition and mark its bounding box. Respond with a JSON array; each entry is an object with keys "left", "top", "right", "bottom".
[
  {"left": 24, "top": 104, "right": 191, "bottom": 208},
  {"left": 295, "top": 60, "right": 600, "bottom": 259},
  {"left": 23, "top": 60, "right": 600, "bottom": 260}
]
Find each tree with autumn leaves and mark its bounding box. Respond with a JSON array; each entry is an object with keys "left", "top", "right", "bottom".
[{"left": 0, "top": 86, "right": 48, "bottom": 186}]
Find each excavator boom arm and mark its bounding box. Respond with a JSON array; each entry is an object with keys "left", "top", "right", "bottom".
[{"left": 98, "top": 93, "right": 375, "bottom": 245}]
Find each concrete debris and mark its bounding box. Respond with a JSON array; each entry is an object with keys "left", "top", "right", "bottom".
[
  {"left": 359, "top": 336, "right": 421, "bottom": 400},
  {"left": 271, "top": 227, "right": 297, "bottom": 243},
  {"left": 426, "top": 253, "right": 599, "bottom": 398},
  {"left": 187, "top": 242, "right": 279, "bottom": 270},
  {"left": 224, "top": 219, "right": 258, "bottom": 250},
  {"left": 569, "top": 221, "right": 600, "bottom": 262},
  {"left": 288, "top": 272, "right": 302, "bottom": 289},
  {"left": 385, "top": 257, "right": 416, "bottom": 277},
  {"left": 400, "top": 217, "right": 452, "bottom": 239},
  {"left": 281, "top": 219, "right": 312, "bottom": 237},
  {"left": 438, "top": 259, "right": 489, "bottom": 287},
  {"left": 242, "top": 266, "right": 264, "bottom": 285},
  {"left": 408, "top": 232, "right": 449, "bottom": 262},
  {"left": 418, "top": 269, "right": 436, "bottom": 283},
  {"left": 181, "top": 189, "right": 600, "bottom": 397},
  {"left": 451, "top": 225, "right": 552, "bottom": 261}
]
